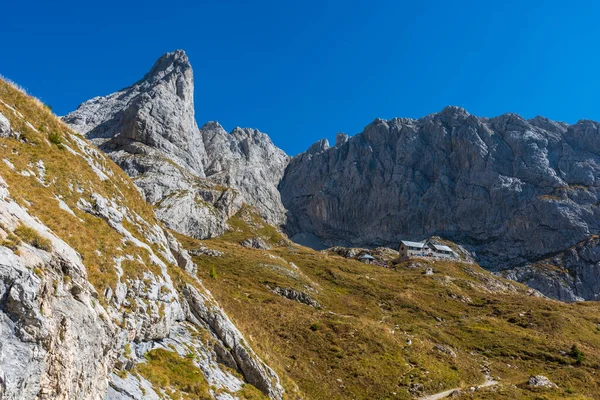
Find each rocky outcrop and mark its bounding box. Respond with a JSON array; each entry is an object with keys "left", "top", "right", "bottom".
[
  {"left": 0, "top": 112, "right": 11, "bottom": 137},
  {"left": 502, "top": 236, "right": 600, "bottom": 302},
  {"left": 200, "top": 123, "right": 289, "bottom": 226},
  {"left": 64, "top": 50, "right": 289, "bottom": 236},
  {"left": 280, "top": 107, "right": 600, "bottom": 299},
  {"left": 64, "top": 50, "right": 205, "bottom": 175},
  {"left": 183, "top": 284, "right": 284, "bottom": 400},
  {"left": 0, "top": 177, "right": 114, "bottom": 399},
  {"left": 240, "top": 236, "right": 271, "bottom": 250},
  {"left": 528, "top": 375, "right": 558, "bottom": 389},
  {"left": 189, "top": 245, "right": 224, "bottom": 258},
  {"left": 269, "top": 286, "right": 320, "bottom": 308}
]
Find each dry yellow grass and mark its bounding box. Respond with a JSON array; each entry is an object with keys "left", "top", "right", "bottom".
[
  {"left": 174, "top": 209, "right": 600, "bottom": 400},
  {"left": 0, "top": 78, "right": 168, "bottom": 301},
  {"left": 134, "top": 349, "right": 211, "bottom": 399},
  {"left": 14, "top": 224, "right": 52, "bottom": 251}
]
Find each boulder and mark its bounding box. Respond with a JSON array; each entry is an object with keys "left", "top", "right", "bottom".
[{"left": 528, "top": 375, "right": 558, "bottom": 389}]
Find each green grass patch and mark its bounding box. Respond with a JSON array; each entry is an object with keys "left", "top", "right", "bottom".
[{"left": 134, "top": 349, "right": 211, "bottom": 399}]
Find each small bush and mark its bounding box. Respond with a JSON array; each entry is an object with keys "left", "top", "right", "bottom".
[
  {"left": 124, "top": 343, "right": 132, "bottom": 358},
  {"left": 310, "top": 323, "right": 321, "bottom": 332},
  {"left": 14, "top": 224, "right": 52, "bottom": 251},
  {"left": 570, "top": 344, "right": 585, "bottom": 365},
  {"left": 47, "top": 132, "right": 64, "bottom": 149},
  {"left": 209, "top": 265, "right": 217, "bottom": 279}
]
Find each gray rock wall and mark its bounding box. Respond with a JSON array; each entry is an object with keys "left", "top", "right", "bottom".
[{"left": 280, "top": 107, "right": 600, "bottom": 279}]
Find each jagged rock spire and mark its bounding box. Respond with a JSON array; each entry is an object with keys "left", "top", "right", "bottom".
[
  {"left": 64, "top": 49, "right": 205, "bottom": 176},
  {"left": 64, "top": 50, "right": 290, "bottom": 236}
]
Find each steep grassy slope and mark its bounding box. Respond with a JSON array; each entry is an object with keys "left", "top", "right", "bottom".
[
  {"left": 176, "top": 208, "right": 600, "bottom": 400},
  {"left": 0, "top": 78, "right": 282, "bottom": 399},
  {"left": 0, "top": 77, "right": 162, "bottom": 298}
]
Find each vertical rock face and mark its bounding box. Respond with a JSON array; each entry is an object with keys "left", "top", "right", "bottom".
[
  {"left": 279, "top": 107, "right": 600, "bottom": 299},
  {"left": 201, "top": 123, "right": 290, "bottom": 225},
  {"left": 65, "top": 50, "right": 206, "bottom": 176},
  {"left": 62, "top": 50, "right": 600, "bottom": 302},
  {"left": 502, "top": 237, "right": 600, "bottom": 302},
  {"left": 63, "top": 50, "right": 289, "bottom": 235}
]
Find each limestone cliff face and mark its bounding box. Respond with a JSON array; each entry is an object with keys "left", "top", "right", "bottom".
[
  {"left": 280, "top": 107, "right": 600, "bottom": 299},
  {"left": 65, "top": 50, "right": 206, "bottom": 176},
  {"left": 501, "top": 236, "right": 600, "bottom": 302},
  {"left": 62, "top": 50, "right": 600, "bottom": 302},
  {"left": 64, "top": 50, "right": 289, "bottom": 235},
  {"left": 200, "top": 122, "right": 289, "bottom": 226}
]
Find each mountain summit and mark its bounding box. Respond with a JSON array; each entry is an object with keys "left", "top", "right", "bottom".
[
  {"left": 64, "top": 50, "right": 289, "bottom": 237},
  {"left": 65, "top": 49, "right": 204, "bottom": 174}
]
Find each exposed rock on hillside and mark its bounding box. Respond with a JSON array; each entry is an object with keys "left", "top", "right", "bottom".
[
  {"left": 0, "top": 178, "right": 113, "bottom": 399},
  {"left": 64, "top": 50, "right": 289, "bottom": 236},
  {"left": 280, "top": 107, "right": 600, "bottom": 299},
  {"left": 0, "top": 78, "right": 283, "bottom": 399},
  {"left": 502, "top": 236, "right": 600, "bottom": 302},
  {"left": 200, "top": 122, "right": 289, "bottom": 226},
  {"left": 240, "top": 236, "right": 271, "bottom": 250},
  {"left": 528, "top": 375, "right": 558, "bottom": 389},
  {"left": 0, "top": 112, "right": 12, "bottom": 137}
]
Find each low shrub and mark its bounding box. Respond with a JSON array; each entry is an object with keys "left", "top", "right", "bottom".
[{"left": 14, "top": 224, "right": 52, "bottom": 251}]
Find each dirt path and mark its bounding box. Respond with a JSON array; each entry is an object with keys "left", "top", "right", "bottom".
[{"left": 419, "top": 377, "right": 498, "bottom": 400}]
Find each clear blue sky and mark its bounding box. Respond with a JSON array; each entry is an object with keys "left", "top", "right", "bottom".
[{"left": 1, "top": 0, "right": 598, "bottom": 155}]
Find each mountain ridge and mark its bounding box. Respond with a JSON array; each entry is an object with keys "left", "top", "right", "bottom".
[
  {"left": 280, "top": 105, "right": 600, "bottom": 300},
  {"left": 64, "top": 49, "right": 600, "bottom": 303},
  {"left": 0, "top": 76, "right": 283, "bottom": 399},
  {"left": 64, "top": 50, "right": 289, "bottom": 238}
]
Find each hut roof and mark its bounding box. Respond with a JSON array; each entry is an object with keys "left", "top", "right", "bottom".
[
  {"left": 400, "top": 240, "right": 426, "bottom": 248},
  {"left": 429, "top": 243, "right": 454, "bottom": 252}
]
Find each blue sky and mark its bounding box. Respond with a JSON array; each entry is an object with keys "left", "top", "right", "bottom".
[{"left": 1, "top": 0, "right": 598, "bottom": 155}]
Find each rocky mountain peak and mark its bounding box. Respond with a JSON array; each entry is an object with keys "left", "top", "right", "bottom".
[
  {"left": 145, "top": 49, "right": 190, "bottom": 78},
  {"left": 335, "top": 132, "right": 349, "bottom": 146},
  {"left": 64, "top": 49, "right": 202, "bottom": 176},
  {"left": 65, "top": 50, "right": 291, "bottom": 235},
  {"left": 427, "top": 105, "right": 473, "bottom": 127},
  {"left": 137, "top": 50, "right": 194, "bottom": 102},
  {"left": 306, "top": 138, "right": 330, "bottom": 154},
  {"left": 438, "top": 105, "right": 469, "bottom": 117},
  {"left": 201, "top": 120, "right": 226, "bottom": 131}
]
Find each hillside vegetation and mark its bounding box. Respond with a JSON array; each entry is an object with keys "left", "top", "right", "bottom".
[
  {"left": 0, "top": 77, "right": 282, "bottom": 399},
  {"left": 176, "top": 208, "right": 600, "bottom": 400},
  {"left": 0, "top": 77, "right": 162, "bottom": 298}
]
